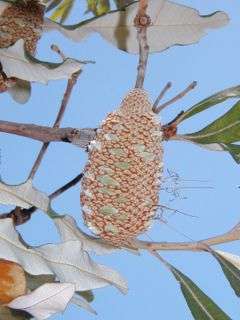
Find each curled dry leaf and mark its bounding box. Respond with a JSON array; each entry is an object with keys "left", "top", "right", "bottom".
[
  {"left": 0, "top": 219, "right": 128, "bottom": 294},
  {"left": 54, "top": 215, "right": 117, "bottom": 255},
  {"left": 43, "top": 0, "right": 229, "bottom": 54},
  {"left": 70, "top": 293, "right": 96, "bottom": 315},
  {"left": 0, "top": 259, "right": 27, "bottom": 305},
  {"left": 7, "top": 80, "right": 31, "bottom": 105},
  {"left": 8, "top": 283, "right": 75, "bottom": 320},
  {"left": 0, "top": 179, "right": 49, "bottom": 212},
  {"left": 0, "top": 39, "right": 86, "bottom": 84}
]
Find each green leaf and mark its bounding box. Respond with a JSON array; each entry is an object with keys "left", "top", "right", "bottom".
[
  {"left": 212, "top": 251, "right": 240, "bottom": 297},
  {"left": 221, "top": 144, "right": 240, "bottom": 164},
  {"left": 171, "top": 266, "right": 231, "bottom": 320},
  {"left": 177, "top": 100, "right": 240, "bottom": 163},
  {"left": 87, "top": 0, "right": 110, "bottom": 15},
  {"left": 179, "top": 85, "right": 240, "bottom": 122},
  {"left": 76, "top": 290, "right": 95, "bottom": 303},
  {"left": 50, "top": 0, "right": 74, "bottom": 23},
  {"left": 183, "top": 100, "right": 240, "bottom": 144},
  {"left": 45, "top": 0, "right": 63, "bottom": 12}
]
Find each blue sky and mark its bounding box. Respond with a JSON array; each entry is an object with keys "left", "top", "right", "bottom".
[{"left": 1, "top": 0, "right": 240, "bottom": 319}]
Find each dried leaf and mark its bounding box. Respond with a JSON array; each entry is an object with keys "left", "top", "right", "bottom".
[
  {"left": 25, "top": 274, "right": 55, "bottom": 292},
  {"left": 70, "top": 293, "right": 96, "bottom": 314},
  {"left": 0, "top": 219, "right": 128, "bottom": 294},
  {"left": 7, "top": 80, "right": 31, "bottom": 105},
  {"left": 0, "top": 40, "right": 86, "bottom": 84},
  {"left": 43, "top": 0, "right": 229, "bottom": 54},
  {"left": 75, "top": 290, "right": 94, "bottom": 303},
  {"left": 8, "top": 283, "right": 75, "bottom": 320},
  {"left": 54, "top": 215, "right": 117, "bottom": 255},
  {"left": 26, "top": 273, "right": 95, "bottom": 311},
  {"left": 0, "top": 306, "right": 32, "bottom": 320},
  {"left": 0, "top": 179, "right": 49, "bottom": 211}
]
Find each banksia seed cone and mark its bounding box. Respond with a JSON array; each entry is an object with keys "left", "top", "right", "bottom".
[
  {"left": 0, "top": 259, "right": 27, "bottom": 305},
  {"left": 0, "top": 0, "right": 44, "bottom": 92},
  {"left": 80, "top": 89, "right": 163, "bottom": 247}
]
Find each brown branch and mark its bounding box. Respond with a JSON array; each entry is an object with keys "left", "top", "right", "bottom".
[
  {"left": 0, "top": 120, "right": 96, "bottom": 147},
  {"left": 133, "top": 225, "right": 240, "bottom": 252},
  {"left": 154, "top": 81, "right": 197, "bottom": 114},
  {"left": 134, "top": 0, "right": 150, "bottom": 89},
  {"left": 28, "top": 71, "right": 81, "bottom": 179}
]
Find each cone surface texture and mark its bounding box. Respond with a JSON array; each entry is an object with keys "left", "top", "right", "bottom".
[
  {"left": 0, "top": 0, "right": 44, "bottom": 91},
  {"left": 81, "top": 89, "right": 163, "bottom": 246}
]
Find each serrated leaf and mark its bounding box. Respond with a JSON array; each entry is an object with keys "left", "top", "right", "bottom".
[
  {"left": 179, "top": 85, "right": 240, "bottom": 122},
  {"left": 213, "top": 250, "right": 240, "bottom": 297},
  {"left": 0, "top": 306, "right": 32, "bottom": 320},
  {"left": 0, "top": 219, "right": 128, "bottom": 294},
  {"left": 54, "top": 215, "right": 117, "bottom": 255},
  {"left": 0, "top": 179, "right": 49, "bottom": 211},
  {"left": 0, "top": 39, "right": 85, "bottom": 84},
  {"left": 8, "top": 283, "right": 75, "bottom": 320},
  {"left": 170, "top": 266, "right": 231, "bottom": 320},
  {"left": 43, "top": 0, "right": 228, "bottom": 54},
  {"left": 7, "top": 80, "right": 31, "bottom": 104},
  {"left": 50, "top": 0, "right": 74, "bottom": 23},
  {"left": 25, "top": 273, "right": 95, "bottom": 311}
]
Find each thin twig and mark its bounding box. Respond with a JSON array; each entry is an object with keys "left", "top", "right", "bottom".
[
  {"left": 49, "top": 173, "right": 83, "bottom": 200},
  {"left": 154, "top": 81, "right": 197, "bottom": 114},
  {"left": 134, "top": 0, "right": 150, "bottom": 89},
  {"left": 152, "top": 82, "right": 172, "bottom": 111},
  {"left": 28, "top": 71, "right": 81, "bottom": 180},
  {"left": 0, "top": 120, "right": 96, "bottom": 147}
]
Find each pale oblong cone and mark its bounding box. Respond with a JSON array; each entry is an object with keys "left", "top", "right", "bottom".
[
  {"left": 0, "top": 0, "right": 44, "bottom": 91},
  {"left": 80, "top": 89, "right": 163, "bottom": 247}
]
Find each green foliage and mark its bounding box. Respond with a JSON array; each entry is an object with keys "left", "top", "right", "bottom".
[
  {"left": 213, "top": 251, "right": 240, "bottom": 297},
  {"left": 176, "top": 86, "right": 240, "bottom": 163},
  {"left": 171, "top": 266, "right": 231, "bottom": 320}
]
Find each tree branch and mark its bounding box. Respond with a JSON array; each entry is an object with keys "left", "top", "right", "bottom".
[
  {"left": 28, "top": 71, "right": 81, "bottom": 179},
  {"left": 134, "top": 0, "right": 150, "bottom": 89},
  {"left": 0, "top": 120, "right": 96, "bottom": 147},
  {"left": 133, "top": 225, "right": 240, "bottom": 251}
]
